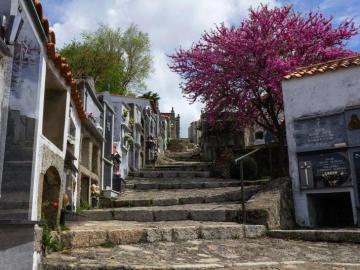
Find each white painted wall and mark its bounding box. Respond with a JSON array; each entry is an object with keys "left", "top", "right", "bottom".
[
  {"left": 0, "top": 53, "right": 12, "bottom": 195},
  {"left": 282, "top": 66, "right": 360, "bottom": 226}
]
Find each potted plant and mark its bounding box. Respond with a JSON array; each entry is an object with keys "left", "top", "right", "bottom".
[
  {"left": 122, "top": 109, "right": 129, "bottom": 118},
  {"left": 90, "top": 184, "right": 100, "bottom": 208},
  {"left": 124, "top": 133, "right": 134, "bottom": 148},
  {"left": 129, "top": 118, "right": 135, "bottom": 129}
]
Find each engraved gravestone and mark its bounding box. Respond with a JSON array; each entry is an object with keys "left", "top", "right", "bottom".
[
  {"left": 294, "top": 113, "right": 347, "bottom": 152},
  {"left": 298, "top": 151, "right": 351, "bottom": 189}
]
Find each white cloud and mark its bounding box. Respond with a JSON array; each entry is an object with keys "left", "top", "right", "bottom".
[{"left": 49, "top": 0, "right": 278, "bottom": 137}]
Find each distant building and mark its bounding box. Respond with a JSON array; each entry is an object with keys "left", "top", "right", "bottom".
[
  {"left": 102, "top": 93, "right": 163, "bottom": 178},
  {"left": 161, "top": 107, "right": 180, "bottom": 139},
  {"left": 77, "top": 80, "right": 104, "bottom": 207},
  {"left": 188, "top": 120, "right": 202, "bottom": 145},
  {"left": 198, "top": 112, "right": 245, "bottom": 162}
]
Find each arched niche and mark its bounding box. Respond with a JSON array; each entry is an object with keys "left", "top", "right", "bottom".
[{"left": 41, "top": 166, "right": 61, "bottom": 228}]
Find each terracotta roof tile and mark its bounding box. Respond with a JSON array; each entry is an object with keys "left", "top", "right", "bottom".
[
  {"left": 32, "top": 0, "right": 86, "bottom": 122},
  {"left": 284, "top": 55, "right": 360, "bottom": 80}
]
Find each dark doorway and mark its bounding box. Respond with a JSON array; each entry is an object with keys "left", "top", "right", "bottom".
[
  {"left": 308, "top": 192, "right": 354, "bottom": 227},
  {"left": 80, "top": 176, "right": 90, "bottom": 206}
]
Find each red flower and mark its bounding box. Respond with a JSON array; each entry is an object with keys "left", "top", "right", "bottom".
[{"left": 50, "top": 201, "right": 59, "bottom": 208}]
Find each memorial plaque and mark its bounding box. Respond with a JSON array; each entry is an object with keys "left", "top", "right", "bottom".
[
  {"left": 294, "top": 113, "right": 347, "bottom": 152},
  {"left": 298, "top": 151, "right": 352, "bottom": 189}
]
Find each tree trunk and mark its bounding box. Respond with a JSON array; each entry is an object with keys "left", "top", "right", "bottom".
[{"left": 274, "top": 127, "right": 289, "bottom": 178}]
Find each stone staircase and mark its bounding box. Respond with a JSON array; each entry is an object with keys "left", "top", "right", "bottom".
[{"left": 42, "top": 157, "right": 269, "bottom": 269}]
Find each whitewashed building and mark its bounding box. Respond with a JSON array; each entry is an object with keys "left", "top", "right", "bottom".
[
  {"left": 0, "top": 0, "right": 86, "bottom": 269},
  {"left": 283, "top": 56, "right": 360, "bottom": 228}
]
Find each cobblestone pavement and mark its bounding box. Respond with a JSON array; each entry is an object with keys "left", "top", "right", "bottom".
[{"left": 43, "top": 238, "right": 360, "bottom": 269}]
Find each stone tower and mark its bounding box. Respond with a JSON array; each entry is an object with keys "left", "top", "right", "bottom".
[{"left": 176, "top": 114, "right": 180, "bottom": 139}]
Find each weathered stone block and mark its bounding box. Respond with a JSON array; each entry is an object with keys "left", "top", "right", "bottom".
[
  {"left": 172, "top": 226, "right": 199, "bottom": 241},
  {"left": 204, "top": 194, "right": 226, "bottom": 203},
  {"left": 225, "top": 191, "right": 242, "bottom": 201},
  {"left": 61, "top": 230, "right": 107, "bottom": 248},
  {"left": 159, "top": 183, "right": 180, "bottom": 189},
  {"left": 83, "top": 210, "right": 113, "bottom": 221},
  {"left": 152, "top": 198, "right": 179, "bottom": 206},
  {"left": 153, "top": 209, "right": 189, "bottom": 221},
  {"left": 107, "top": 229, "right": 145, "bottom": 245},
  {"left": 225, "top": 209, "right": 240, "bottom": 222},
  {"left": 181, "top": 183, "right": 204, "bottom": 189},
  {"left": 200, "top": 225, "right": 244, "bottom": 240},
  {"left": 244, "top": 225, "right": 266, "bottom": 238},
  {"left": 113, "top": 210, "right": 154, "bottom": 222},
  {"left": 190, "top": 210, "right": 226, "bottom": 222},
  {"left": 179, "top": 196, "right": 204, "bottom": 204},
  {"left": 136, "top": 183, "right": 159, "bottom": 190},
  {"left": 145, "top": 228, "right": 173, "bottom": 243},
  {"left": 115, "top": 199, "right": 153, "bottom": 207}
]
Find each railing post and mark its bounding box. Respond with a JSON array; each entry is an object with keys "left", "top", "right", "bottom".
[
  {"left": 234, "top": 148, "right": 261, "bottom": 232},
  {"left": 240, "top": 160, "right": 246, "bottom": 225},
  {"left": 268, "top": 146, "right": 273, "bottom": 180}
]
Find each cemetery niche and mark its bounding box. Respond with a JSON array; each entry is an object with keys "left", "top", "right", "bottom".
[{"left": 293, "top": 107, "right": 360, "bottom": 227}]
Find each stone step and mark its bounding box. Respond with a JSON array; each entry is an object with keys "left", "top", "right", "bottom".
[
  {"left": 165, "top": 151, "right": 200, "bottom": 161},
  {"left": 268, "top": 229, "right": 360, "bottom": 243},
  {"left": 142, "top": 163, "right": 212, "bottom": 172},
  {"left": 125, "top": 178, "right": 267, "bottom": 190},
  {"left": 82, "top": 202, "right": 268, "bottom": 223},
  {"left": 132, "top": 170, "right": 211, "bottom": 178},
  {"left": 58, "top": 220, "right": 266, "bottom": 249},
  {"left": 112, "top": 186, "right": 259, "bottom": 207}
]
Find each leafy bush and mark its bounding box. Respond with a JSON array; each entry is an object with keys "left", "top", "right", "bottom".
[
  {"left": 230, "top": 156, "right": 258, "bottom": 180},
  {"left": 41, "top": 224, "right": 64, "bottom": 254}
]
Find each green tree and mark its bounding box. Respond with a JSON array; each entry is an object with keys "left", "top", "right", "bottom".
[
  {"left": 142, "top": 91, "right": 160, "bottom": 102},
  {"left": 60, "top": 24, "right": 152, "bottom": 94}
]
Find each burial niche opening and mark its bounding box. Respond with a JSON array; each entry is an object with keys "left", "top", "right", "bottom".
[
  {"left": 42, "top": 68, "right": 67, "bottom": 150},
  {"left": 41, "top": 166, "right": 61, "bottom": 228},
  {"left": 308, "top": 192, "right": 354, "bottom": 227}
]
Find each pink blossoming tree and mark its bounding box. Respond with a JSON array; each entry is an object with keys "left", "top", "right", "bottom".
[
  {"left": 169, "top": 5, "right": 358, "bottom": 174},
  {"left": 170, "top": 5, "right": 357, "bottom": 142}
]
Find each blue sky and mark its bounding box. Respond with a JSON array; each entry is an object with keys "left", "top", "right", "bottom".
[{"left": 40, "top": 0, "right": 360, "bottom": 137}]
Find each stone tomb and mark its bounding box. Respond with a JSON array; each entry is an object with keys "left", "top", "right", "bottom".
[{"left": 291, "top": 108, "right": 360, "bottom": 227}]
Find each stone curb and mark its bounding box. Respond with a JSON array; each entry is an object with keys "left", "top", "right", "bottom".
[
  {"left": 268, "top": 229, "right": 360, "bottom": 243},
  {"left": 113, "top": 187, "right": 260, "bottom": 208},
  {"left": 82, "top": 206, "right": 269, "bottom": 224},
  {"left": 60, "top": 224, "right": 266, "bottom": 249},
  {"left": 132, "top": 171, "right": 211, "bottom": 178}
]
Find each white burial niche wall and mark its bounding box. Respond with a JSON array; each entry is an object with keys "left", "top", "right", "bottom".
[{"left": 293, "top": 107, "right": 360, "bottom": 227}]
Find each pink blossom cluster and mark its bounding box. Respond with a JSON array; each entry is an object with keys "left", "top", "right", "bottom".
[{"left": 169, "top": 5, "right": 358, "bottom": 135}]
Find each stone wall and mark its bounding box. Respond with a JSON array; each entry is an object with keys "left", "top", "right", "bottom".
[
  {"left": 246, "top": 178, "right": 295, "bottom": 229},
  {"left": 0, "top": 54, "right": 12, "bottom": 190},
  {"left": 37, "top": 143, "right": 66, "bottom": 223}
]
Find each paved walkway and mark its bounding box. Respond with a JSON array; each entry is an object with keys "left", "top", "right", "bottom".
[
  {"left": 43, "top": 151, "right": 360, "bottom": 269},
  {"left": 43, "top": 238, "right": 360, "bottom": 269}
]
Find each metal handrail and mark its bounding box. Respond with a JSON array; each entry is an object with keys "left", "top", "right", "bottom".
[
  {"left": 234, "top": 148, "right": 261, "bottom": 163},
  {"left": 234, "top": 148, "right": 261, "bottom": 231}
]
